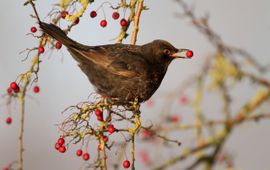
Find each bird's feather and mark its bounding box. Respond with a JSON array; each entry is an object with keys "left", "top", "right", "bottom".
[{"left": 70, "top": 45, "right": 147, "bottom": 78}]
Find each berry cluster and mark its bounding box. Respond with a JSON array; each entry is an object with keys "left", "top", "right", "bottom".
[
  {"left": 55, "top": 97, "right": 137, "bottom": 168},
  {"left": 2, "top": 167, "right": 9, "bottom": 170},
  {"left": 89, "top": 10, "right": 128, "bottom": 28},
  {"left": 54, "top": 137, "right": 90, "bottom": 161},
  {"left": 55, "top": 137, "right": 66, "bottom": 153},
  {"left": 5, "top": 81, "right": 41, "bottom": 125},
  {"left": 8, "top": 82, "right": 20, "bottom": 94}
]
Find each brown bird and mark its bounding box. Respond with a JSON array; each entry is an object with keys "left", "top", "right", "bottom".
[{"left": 39, "top": 22, "right": 192, "bottom": 104}]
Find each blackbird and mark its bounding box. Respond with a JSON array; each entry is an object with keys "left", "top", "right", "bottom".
[{"left": 39, "top": 22, "right": 191, "bottom": 104}]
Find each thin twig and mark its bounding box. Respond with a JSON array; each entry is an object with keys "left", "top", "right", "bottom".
[
  {"left": 102, "top": 141, "right": 107, "bottom": 170},
  {"left": 131, "top": 134, "right": 135, "bottom": 170}
]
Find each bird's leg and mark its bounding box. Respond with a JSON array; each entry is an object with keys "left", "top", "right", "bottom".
[
  {"left": 128, "top": 98, "right": 141, "bottom": 170},
  {"left": 128, "top": 97, "right": 141, "bottom": 134}
]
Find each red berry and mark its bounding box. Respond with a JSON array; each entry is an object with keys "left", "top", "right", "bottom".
[
  {"left": 38, "top": 47, "right": 45, "bottom": 54},
  {"left": 186, "top": 50, "right": 193, "bottom": 58},
  {"left": 2, "top": 167, "right": 9, "bottom": 170},
  {"left": 103, "top": 136, "right": 109, "bottom": 143},
  {"left": 76, "top": 149, "right": 83, "bottom": 156},
  {"left": 120, "top": 19, "right": 128, "bottom": 27},
  {"left": 7, "top": 88, "right": 12, "bottom": 94},
  {"left": 73, "top": 18, "right": 80, "bottom": 25},
  {"left": 61, "top": 11, "right": 68, "bottom": 19},
  {"left": 33, "top": 86, "right": 40, "bottom": 93},
  {"left": 170, "top": 115, "right": 180, "bottom": 123},
  {"left": 123, "top": 160, "right": 130, "bottom": 168},
  {"left": 179, "top": 95, "right": 188, "bottom": 105},
  {"left": 112, "top": 12, "right": 120, "bottom": 20},
  {"left": 57, "top": 137, "right": 65, "bottom": 145},
  {"left": 31, "top": 26, "right": 37, "bottom": 33},
  {"left": 100, "top": 20, "right": 107, "bottom": 28},
  {"left": 145, "top": 99, "right": 155, "bottom": 107},
  {"left": 142, "top": 129, "right": 152, "bottom": 139},
  {"left": 139, "top": 150, "right": 151, "bottom": 166},
  {"left": 10, "top": 82, "right": 18, "bottom": 90},
  {"left": 95, "top": 109, "right": 102, "bottom": 117},
  {"left": 10, "top": 82, "right": 19, "bottom": 93},
  {"left": 83, "top": 153, "right": 90, "bottom": 161},
  {"left": 55, "top": 41, "right": 62, "bottom": 49},
  {"left": 13, "top": 87, "right": 20, "bottom": 93},
  {"left": 59, "top": 146, "right": 66, "bottom": 153},
  {"left": 97, "top": 115, "right": 103, "bottom": 121},
  {"left": 90, "top": 11, "right": 97, "bottom": 18},
  {"left": 6, "top": 117, "right": 12, "bottom": 124},
  {"left": 107, "top": 124, "right": 115, "bottom": 134},
  {"left": 55, "top": 143, "right": 61, "bottom": 150}
]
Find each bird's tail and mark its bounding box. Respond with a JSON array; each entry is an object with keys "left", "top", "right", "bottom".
[{"left": 39, "top": 22, "right": 80, "bottom": 48}]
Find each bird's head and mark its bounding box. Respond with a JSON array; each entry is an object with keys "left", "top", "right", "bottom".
[{"left": 142, "top": 39, "right": 193, "bottom": 65}]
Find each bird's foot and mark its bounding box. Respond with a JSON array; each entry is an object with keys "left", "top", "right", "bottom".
[{"left": 128, "top": 113, "right": 141, "bottom": 134}]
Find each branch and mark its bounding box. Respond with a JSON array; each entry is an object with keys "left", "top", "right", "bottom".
[{"left": 131, "top": 0, "right": 144, "bottom": 45}]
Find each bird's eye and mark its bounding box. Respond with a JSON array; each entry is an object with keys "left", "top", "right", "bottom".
[{"left": 163, "top": 49, "right": 170, "bottom": 55}]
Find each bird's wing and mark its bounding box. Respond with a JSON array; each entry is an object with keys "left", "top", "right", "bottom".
[{"left": 69, "top": 44, "right": 148, "bottom": 78}]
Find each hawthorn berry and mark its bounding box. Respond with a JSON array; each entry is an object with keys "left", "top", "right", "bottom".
[
  {"left": 76, "top": 149, "right": 83, "bottom": 157},
  {"left": 2, "top": 167, "right": 9, "bottom": 170},
  {"left": 6, "top": 117, "right": 12, "bottom": 125},
  {"left": 145, "top": 99, "right": 155, "bottom": 107},
  {"left": 55, "top": 41, "right": 62, "bottom": 49},
  {"left": 38, "top": 46, "right": 45, "bottom": 54},
  {"left": 33, "top": 86, "right": 40, "bottom": 93},
  {"left": 120, "top": 19, "right": 128, "bottom": 27},
  {"left": 142, "top": 129, "right": 152, "bottom": 139},
  {"left": 10, "top": 82, "right": 18, "bottom": 90},
  {"left": 57, "top": 137, "right": 65, "bottom": 145},
  {"left": 90, "top": 11, "right": 97, "bottom": 18},
  {"left": 186, "top": 50, "right": 193, "bottom": 58},
  {"left": 123, "top": 160, "right": 130, "bottom": 168},
  {"left": 107, "top": 124, "right": 115, "bottom": 134},
  {"left": 170, "top": 115, "right": 180, "bottom": 123},
  {"left": 179, "top": 95, "right": 188, "bottom": 105},
  {"left": 112, "top": 12, "right": 120, "bottom": 20},
  {"left": 100, "top": 20, "right": 107, "bottom": 28},
  {"left": 31, "top": 26, "right": 37, "bottom": 33},
  {"left": 95, "top": 109, "right": 102, "bottom": 117},
  {"left": 55, "top": 143, "right": 61, "bottom": 150},
  {"left": 10, "top": 82, "right": 20, "bottom": 93},
  {"left": 7, "top": 88, "right": 12, "bottom": 94},
  {"left": 73, "top": 18, "right": 80, "bottom": 25},
  {"left": 103, "top": 136, "right": 109, "bottom": 143},
  {"left": 59, "top": 146, "right": 66, "bottom": 153},
  {"left": 83, "top": 153, "right": 90, "bottom": 161},
  {"left": 13, "top": 87, "right": 20, "bottom": 93},
  {"left": 97, "top": 116, "right": 103, "bottom": 121},
  {"left": 139, "top": 150, "right": 151, "bottom": 166},
  {"left": 61, "top": 11, "right": 68, "bottom": 19}
]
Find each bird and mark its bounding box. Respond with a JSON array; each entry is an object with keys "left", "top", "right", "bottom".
[{"left": 39, "top": 22, "right": 192, "bottom": 104}]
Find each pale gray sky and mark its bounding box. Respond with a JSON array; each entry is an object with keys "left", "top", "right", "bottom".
[{"left": 0, "top": 0, "right": 270, "bottom": 170}]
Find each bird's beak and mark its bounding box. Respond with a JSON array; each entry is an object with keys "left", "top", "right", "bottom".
[{"left": 170, "top": 49, "right": 193, "bottom": 59}]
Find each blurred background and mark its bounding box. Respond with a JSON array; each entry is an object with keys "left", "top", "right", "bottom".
[{"left": 0, "top": 0, "right": 270, "bottom": 169}]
